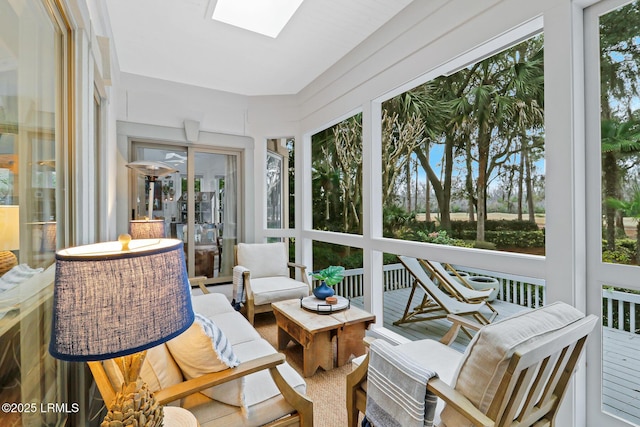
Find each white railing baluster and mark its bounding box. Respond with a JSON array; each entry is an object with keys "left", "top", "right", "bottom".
[
  {"left": 334, "top": 263, "right": 548, "bottom": 311},
  {"left": 618, "top": 299, "right": 625, "bottom": 331}
]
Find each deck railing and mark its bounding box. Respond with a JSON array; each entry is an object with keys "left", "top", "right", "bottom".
[
  {"left": 451, "top": 265, "right": 546, "bottom": 309},
  {"left": 602, "top": 288, "right": 640, "bottom": 334},
  {"left": 320, "top": 265, "right": 639, "bottom": 333},
  {"left": 323, "top": 263, "right": 545, "bottom": 309}
]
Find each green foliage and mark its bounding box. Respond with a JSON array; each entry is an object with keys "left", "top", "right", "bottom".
[
  {"left": 450, "top": 220, "right": 539, "bottom": 234},
  {"left": 473, "top": 240, "right": 497, "bottom": 250},
  {"left": 458, "top": 230, "right": 545, "bottom": 248},
  {"left": 382, "top": 205, "right": 417, "bottom": 238},
  {"left": 602, "top": 249, "right": 632, "bottom": 264},
  {"left": 415, "top": 230, "right": 473, "bottom": 248},
  {"left": 312, "top": 243, "right": 364, "bottom": 271},
  {"left": 310, "top": 265, "right": 345, "bottom": 286},
  {"left": 618, "top": 239, "right": 637, "bottom": 252}
]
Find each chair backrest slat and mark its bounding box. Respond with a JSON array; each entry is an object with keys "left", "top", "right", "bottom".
[{"left": 487, "top": 315, "right": 596, "bottom": 427}]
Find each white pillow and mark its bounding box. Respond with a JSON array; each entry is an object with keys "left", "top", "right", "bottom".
[
  {"left": 166, "top": 313, "right": 243, "bottom": 407},
  {"left": 236, "top": 242, "right": 289, "bottom": 278},
  {"left": 439, "top": 302, "right": 584, "bottom": 427},
  {"left": 0, "top": 264, "right": 44, "bottom": 292},
  {"left": 103, "top": 344, "right": 183, "bottom": 405}
]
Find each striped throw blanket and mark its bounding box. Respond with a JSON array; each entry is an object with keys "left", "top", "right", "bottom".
[
  {"left": 365, "top": 339, "right": 438, "bottom": 427},
  {"left": 231, "top": 265, "right": 248, "bottom": 310}
]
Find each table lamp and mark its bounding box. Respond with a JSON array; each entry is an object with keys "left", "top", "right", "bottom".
[
  {"left": 49, "top": 235, "right": 194, "bottom": 427},
  {"left": 42, "top": 221, "right": 57, "bottom": 252},
  {"left": 129, "top": 219, "right": 166, "bottom": 239},
  {"left": 0, "top": 205, "right": 19, "bottom": 275},
  {"left": 126, "top": 160, "right": 177, "bottom": 221}
]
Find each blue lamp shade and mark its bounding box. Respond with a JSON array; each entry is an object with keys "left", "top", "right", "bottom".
[
  {"left": 49, "top": 238, "right": 194, "bottom": 362},
  {"left": 129, "top": 219, "right": 166, "bottom": 239}
]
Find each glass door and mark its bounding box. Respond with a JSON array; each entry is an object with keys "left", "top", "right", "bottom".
[{"left": 131, "top": 144, "right": 240, "bottom": 283}]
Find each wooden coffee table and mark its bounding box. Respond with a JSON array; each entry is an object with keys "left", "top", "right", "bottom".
[{"left": 271, "top": 298, "right": 375, "bottom": 377}]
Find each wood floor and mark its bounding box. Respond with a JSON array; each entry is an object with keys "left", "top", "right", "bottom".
[
  {"left": 350, "top": 285, "right": 528, "bottom": 352},
  {"left": 351, "top": 286, "right": 640, "bottom": 424},
  {"left": 602, "top": 327, "right": 640, "bottom": 425}
]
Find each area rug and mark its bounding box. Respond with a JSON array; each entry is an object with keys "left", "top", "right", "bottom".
[{"left": 253, "top": 312, "right": 352, "bottom": 427}]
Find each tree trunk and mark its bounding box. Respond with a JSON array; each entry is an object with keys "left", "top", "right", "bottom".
[
  {"left": 476, "top": 127, "right": 491, "bottom": 242},
  {"left": 425, "top": 147, "right": 431, "bottom": 222},
  {"left": 414, "top": 159, "right": 418, "bottom": 212},
  {"left": 517, "top": 145, "right": 524, "bottom": 221},
  {"left": 524, "top": 143, "right": 536, "bottom": 222},
  {"left": 603, "top": 152, "right": 617, "bottom": 251},
  {"left": 405, "top": 154, "right": 412, "bottom": 211},
  {"left": 465, "top": 138, "right": 476, "bottom": 222},
  {"left": 636, "top": 221, "right": 640, "bottom": 264},
  {"left": 414, "top": 136, "right": 453, "bottom": 231},
  {"left": 616, "top": 213, "right": 627, "bottom": 238}
]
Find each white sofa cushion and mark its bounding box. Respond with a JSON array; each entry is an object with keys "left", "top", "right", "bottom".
[
  {"left": 233, "top": 338, "right": 306, "bottom": 406},
  {"left": 439, "top": 302, "right": 584, "bottom": 427},
  {"left": 183, "top": 387, "right": 302, "bottom": 427},
  {"left": 103, "top": 344, "right": 183, "bottom": 406},
  {"left": 192, "top": 293, "right": 261, "bottom": 345},
  {"left": 236, "top": 242, "right": 289, "bottom": 278},
  {"left": 167, "top": 313, "right": 243, "bottom": 407},
  {"left": 191, "top": 292, "right": 236, "bottom": 317},
  {"left": 250, "top": 276, "right": 309, "bottom": 305},
  {"left": 208, "top": 311, "right": 262, "bottom": 345}
]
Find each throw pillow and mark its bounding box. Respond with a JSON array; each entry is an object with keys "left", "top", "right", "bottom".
[
  {"left": 102, "top": 344, "right": 183, "bottom": 406},
  {"left": 166, "top": 312, "right": 243, "bottom": 407},
  {"left": 0, "top": 264, "right": 44, "bottom": 292}
]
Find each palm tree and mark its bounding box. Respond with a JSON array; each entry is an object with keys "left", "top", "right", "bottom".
[
  {"left": 462, "top": 35, "right": 544, "bottom": 242},
  {"left": 601, "top": 118, "right": 640, "bottom": 250},
  {"left": 607, "top": 184, "right": 640, "bottom": 264}
]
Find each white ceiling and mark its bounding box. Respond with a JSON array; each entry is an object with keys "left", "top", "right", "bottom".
[{"left": 106, "top": 0, "right": 414, "bottom": 96}]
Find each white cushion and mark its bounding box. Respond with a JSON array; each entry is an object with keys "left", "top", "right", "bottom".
[
  {"left": 233, "top": 338, "right": 306, "bottom": 405},
  {"left": 0, "top": 264, "right": 44, "bottom": 291},
  {"left": 250, "top": 276, "right": 310, "bottom": 305},
  {"left": 166, "top": 313, "right": 243, "bottom": 407},
  {"left": 191, "top": 292, "right": 235, "bottom": 317},
  {"left": 103, "top": 344, "right": 183, "bottom": 406},
  {"left": 183, "top": 387, "right": 302, "bottom": 427},
  {"left": 182, "top": 338, "right": 307, "bottom": 427},
  {"left": 208, "top": 311, "right": 262, "bottom": 346},
  {"left": 236, "top": 242, "right": 289, "bottom": 278},
  {"left": 439, "top": 302, "right": 584, "bottom": 427}
]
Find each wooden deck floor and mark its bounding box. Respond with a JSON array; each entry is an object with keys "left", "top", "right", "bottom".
[
  {"left": 602, "top": 327, "right": 640, "bottom": 425},
  {"left": 351, "top": 287, "right": 640, "bottom": 424},
  {"left": 351, "top": 286, "right": 528, "bottom": 352}
]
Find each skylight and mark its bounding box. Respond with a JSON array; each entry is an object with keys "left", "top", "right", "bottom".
[{"left": 211, "top": 0, "right": 304, "bottom": 38}]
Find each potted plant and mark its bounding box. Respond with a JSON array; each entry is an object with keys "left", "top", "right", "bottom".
[{"left": 310, "top": 265, "right": 345, "bottom": 300}]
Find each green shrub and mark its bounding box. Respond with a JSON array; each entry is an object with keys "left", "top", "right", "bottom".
[
  {"left": 450, "top": 220, "right": 539, "bottom": 235},
  {"left": 473, "top": 240, "right": 497, "bottom": 250},
  {"left": 602, "top": 249, "right": 632, "bottom": 264},
  {"left": 618, "top": 239, "right": 637, "bottom": 252},
  {"left": 458, "top": 230, "right": 545, "bottom": 248},
  {"left": 416, "top": 230, "right": 473, "bottom": 248}
]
